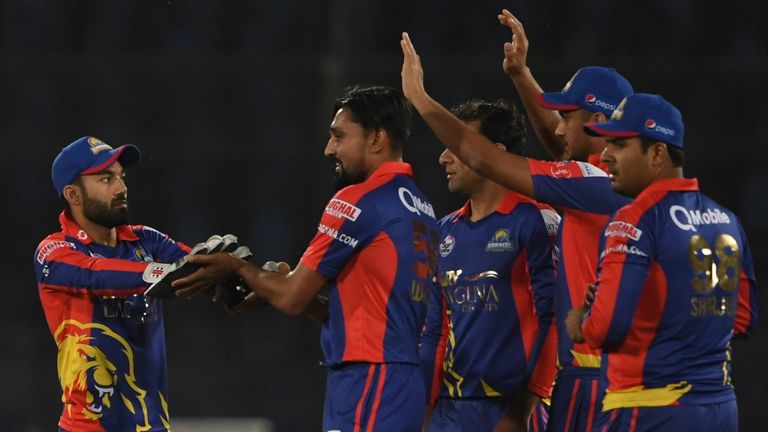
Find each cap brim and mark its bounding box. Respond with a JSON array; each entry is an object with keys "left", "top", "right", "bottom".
[
  {"left": 537, "top": 92, "right": 580, "bottom": 111},
  {"left": 81, "top": 144, "right": 141, "bottom": 175},
  {"left": 583, "top": 121, "right": 641, "bottom": 138}
]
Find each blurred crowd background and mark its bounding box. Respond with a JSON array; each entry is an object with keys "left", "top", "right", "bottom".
[{"left": 2, "top": 1, "right": 765, "bottom": 430}]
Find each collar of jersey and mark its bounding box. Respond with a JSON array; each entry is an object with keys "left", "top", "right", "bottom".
[
  {"left": 367, "top": 161, "right": 413, "bottom": 180},
  {"left": 59, "top": 210, "right": 140, "bottom": 245},
  {"left": 634, "top": 177, "right": 699, "bottom": 202},
  {"left": 457, "top": 190, "right": 535, "bottom": 220}
]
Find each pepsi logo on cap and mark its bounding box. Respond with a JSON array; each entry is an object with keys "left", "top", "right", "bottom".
[
  {"left": 585, "top": 94, "right": 596, "bottom": 104},
  {"left": 645, "top": 119, "right": 657, "bottom": 129}
]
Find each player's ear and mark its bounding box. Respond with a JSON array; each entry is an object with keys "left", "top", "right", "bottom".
[
  {"left": 592, "top": 111, "right": 609, "bottom": 123},
  {"left": 650, "top": 141, "right": 668, "bottom": 167},
  {"left": 62, "top": 184, "right": 82, "bottom": 207},
  {"left": 368, "top": 128, "right": 387, "bottom": 154},
  {"left": 494, "top": 142, "right": 507, "bottom": 152}
]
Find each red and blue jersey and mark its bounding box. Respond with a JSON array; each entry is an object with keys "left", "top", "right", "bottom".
[
  {"left": 582, "top": 178, "right": 757, "bottom": 410},
  {"left": 419, "top": 191, "right": 560, "bottom": 403},
  {"left": 301, "top": 162, "right": 439, "bottom": 367},
  {"left": 528, "top": 155, "right": 631, "bottom": 371},
  {"left": 33, "top": 211, "right": 189, "bottom": 432}
]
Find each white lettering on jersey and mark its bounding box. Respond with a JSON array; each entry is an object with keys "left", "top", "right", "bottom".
[
  {"left": 398, "top": 187, "right": 435, "bottom": 219},
  {"left": 669, "top": 205, "right": 731, "bottom": 232},
  {"left": 325, "top": 199, "right": 362, "bottom": 221}
]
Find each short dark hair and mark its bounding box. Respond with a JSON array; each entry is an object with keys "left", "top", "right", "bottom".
[
  {"left": 60, "top": 176, "right": 84, "bottom": 212},
  {"left": 450, "top": 99, "right": 527, "bottom": 155},
  {"left": 333, "top": 86, "right": 413, "bottom": 151},
  {"left": 640, "top": 137, "right": 685, "bottom": 167}
]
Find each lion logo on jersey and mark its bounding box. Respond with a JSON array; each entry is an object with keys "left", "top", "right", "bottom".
[{"left": 54, "top": 320, "right": 153, "bottom": 431}]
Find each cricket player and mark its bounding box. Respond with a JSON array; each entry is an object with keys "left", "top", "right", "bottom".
[{"left": 566, "top": 93, "right": 757, "bottom": 431}]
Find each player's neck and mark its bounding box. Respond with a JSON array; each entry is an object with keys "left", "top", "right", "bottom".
[
  {"left": 71, "top": 210, "right": 119, "bottom": 247},
  {"left": 467, "top": 182, "right": 506, "bottom": 222}
]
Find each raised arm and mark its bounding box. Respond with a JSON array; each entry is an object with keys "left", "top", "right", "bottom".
[
  {"left": 498, "top": 9, "right": 566, "bottom": 160},
  {"left": 400, "top": 32, "right": 535, "bottom": 198}
]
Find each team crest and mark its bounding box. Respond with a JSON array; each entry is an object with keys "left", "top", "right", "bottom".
[
  {"left": 485, "top": 229, "right": 514, "bottom": 252},
  {"left": 440, "top": 235, "right": 456, "bottom": 257},
  {"left": 87, "top": 137, "right": 113, "bottom": 155}
]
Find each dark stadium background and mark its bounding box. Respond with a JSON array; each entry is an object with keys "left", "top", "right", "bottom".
[{"left": 2, "top": 1, "right": 765, "bottom": 431}]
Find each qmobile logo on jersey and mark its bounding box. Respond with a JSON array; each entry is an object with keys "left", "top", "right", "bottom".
[
  {"left": 399, "top": 187, "right": 435, "bottom": 218},
  {"left": 325, "top": 199, "right": 361, "bottom": 221},
  {"left": 669, "top": 205, "right": 731, "bottom": 232},
  {"left": 584, "top": 94, "right": 617, "bottom": 111},
  {"left": 605, "top": 221, "right": 643, "bottom": 240},
  {"left": 645, "top": 119, "right": 676, "bottom": 136}
]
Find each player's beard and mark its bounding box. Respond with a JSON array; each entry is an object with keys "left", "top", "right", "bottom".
[
  {"left": 82, "top": 190, "right": 130, "bottom": 228},
  {"left": 333, "top": 157, "right": 366, "bottom": 190}
]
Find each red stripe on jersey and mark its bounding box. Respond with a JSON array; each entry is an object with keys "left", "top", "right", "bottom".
[
  {"left": 39, "top": 285, "right": 97, "bottom": 335},
  {"left": 354, "top": 364, "right": 376, "bottom": 432},
  {"left": 733, "top": 269, "right": 753, "bottom": 335},
  {"left": 528, "top": 323, "right": 558, "bottom": 398},
  {"left": 606, "top": 263, "right": 667, "bottom": 391},
  {"left": 338, "top": 232, "right": 398, "bottom": 362},
  {"left": 366, "top": 364, "right": 387, "bottom": 432},
  {"left": 561, "top": 209, "right": 608, "bottom": 361},
  {"left": 429, "top": 297, "right": 449, "bottom": 406},
  {"left": 511, "top": 250, "right": 535, "bottom": 361},
  {"left": 564, "top": 378, "right": 581, "bottom": 431},
  {"left": 586, "top": 378, "right": 598, "bottom": 431},
  {"left": 628, "top": 407, "right": 639, "bottom": 432},
  {"left": 528, "top": 159, "right": 588, "bottom": 179},
  {"left": 47, "top": 247, "right": 149, "bottom": 273}
]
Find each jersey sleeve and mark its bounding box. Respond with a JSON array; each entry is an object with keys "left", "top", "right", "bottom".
[
  {"left": 582, "top": 215, "right": 654, "bottom": 350},
  {"left": 733, "top": 220, "right": 757, "bottom": 338},
  {"left": 419, "top": 279, "right": 448, "bottom": 406},
  {"left": 300, "top": 192, "right": 380, "bottom": 279},
  {"left": 528, "top": 159, "right": 629, "bottom": 215},
  {"left": 33, "top": 235, "right": 151, "bottom": 296},
  {"left": 133, "top": 225, "right": 191, "bottom": 262},
  {"left": 519, "top": 205, "right": 557, "bottom": 397}
]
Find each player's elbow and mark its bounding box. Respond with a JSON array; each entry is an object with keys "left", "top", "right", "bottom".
[{"left": 272, "top": 296, "right": 310, "bottom": 316}]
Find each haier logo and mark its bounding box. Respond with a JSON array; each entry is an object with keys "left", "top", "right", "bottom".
[
  {"left": 670, "top": 206, "right": 731, "bottom": 232},
  {"left": 645, "top": 119, "right": 675, "bottom": 136},
  {"left": 399, "top": 187, "right": 435, "bottom": 219}
]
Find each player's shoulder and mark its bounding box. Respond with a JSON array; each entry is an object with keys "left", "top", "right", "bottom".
[
  {"left": 34, "top": 233, "right": 77, "bottom": 264},
  {"left": 529, "top": 159, "right": 608, "bottom": 179}
]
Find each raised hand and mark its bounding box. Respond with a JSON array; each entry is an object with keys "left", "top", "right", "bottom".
[
  {"left": 498, "top": 9, "right": 530, "bottom": 78},
  {"left": 400, "top": 32, "right": 427, "bottom": 105}
]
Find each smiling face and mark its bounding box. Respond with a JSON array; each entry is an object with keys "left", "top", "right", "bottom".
[
  {"left": 324, "top": 107, "right": 371, "bottom": 190},
  {"left": 600, "top": 136, "right": 657, "bottom": 197},
  {"left": 78, "top": 161, "right": 130, "bottom": 227}
]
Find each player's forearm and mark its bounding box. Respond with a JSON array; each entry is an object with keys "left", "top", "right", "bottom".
[
  {"left": 508, "top": 67, "right": 566, "bottom": 160},
  {"left": 237, "top": 265, "right": 311, "bottom": 315},
  {"left": 410, "top": 92, "right": 535, "bottom": 197}
]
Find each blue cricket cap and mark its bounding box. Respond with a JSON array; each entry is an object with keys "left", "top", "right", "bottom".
[
  {"left": 583, "top": 93, "right": 684, "bottom": 148},
  {"left": 51, "top": 136, "right": 141, "bottom": 196},
  {"left": 537, "top": 66, "right": 633, "bottom": 117}
]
